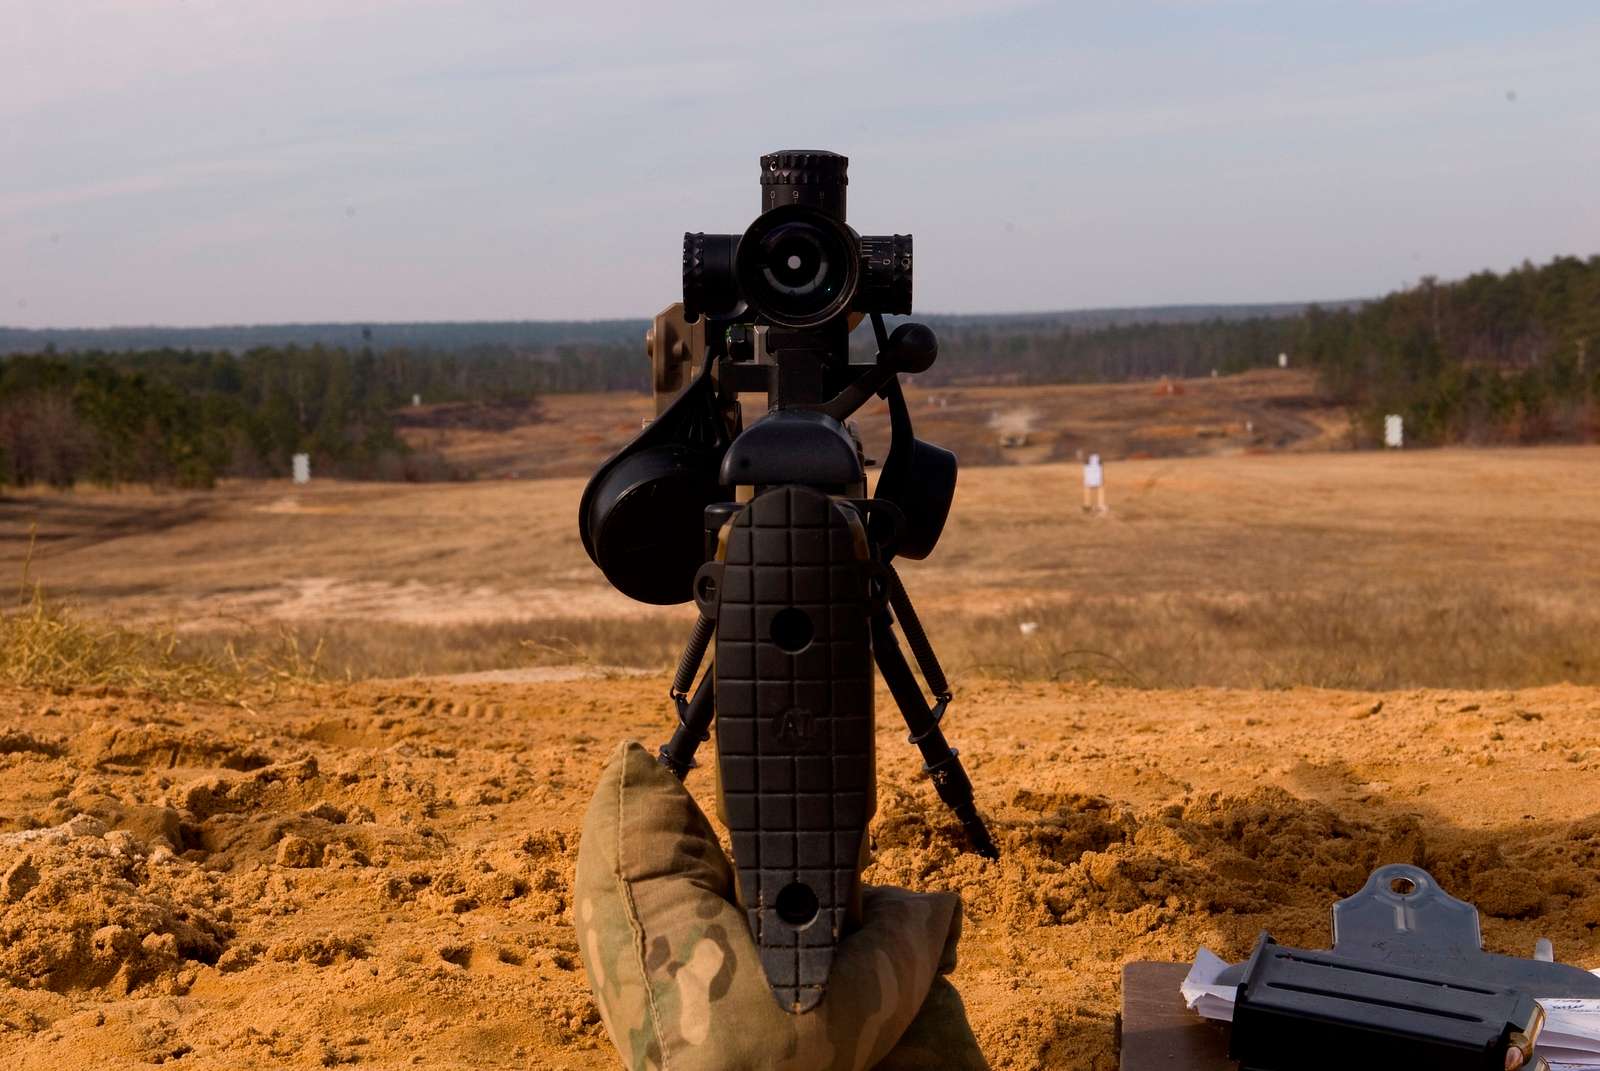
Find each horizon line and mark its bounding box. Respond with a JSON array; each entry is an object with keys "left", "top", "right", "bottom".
[{"left": 0, "top": 297, "right": 1375, "bottom": 335}]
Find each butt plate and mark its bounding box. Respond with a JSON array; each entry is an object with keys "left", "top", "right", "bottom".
[{"left": 714, "top": 485, "right": 875, "bottom": 1012}]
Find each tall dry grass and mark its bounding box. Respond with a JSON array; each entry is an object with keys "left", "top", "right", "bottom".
[
  {"left": 943, "top": 585, "right": 1600, "bottom": 690},
  {"left": 176, "top": 616, "right": 684, "bottom": 681},
  {"left": 3, "top": 536, "right": 325, "bottom": 700},
  {"left": 0, "top": 587, "right": 335, "bottom": 701},
  {"left": 162, "top": 581, "right": 1600, "bottom": 691},
  {"left": 13, "top": 593, "right": 1594, "bottom": 693}
]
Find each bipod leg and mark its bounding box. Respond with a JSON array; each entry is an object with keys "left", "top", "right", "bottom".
[
  {"left": 658, "top": 671, "right": 713, "bottom": 780},
  {"left": 884, "top": 563, "right": 949, "bottom": 701},
  {"left": 871, "top": 608, "right": 999, "bottom": 859},
  {"left": 657, "top": 612, "right": 715, "bottom": 780}
]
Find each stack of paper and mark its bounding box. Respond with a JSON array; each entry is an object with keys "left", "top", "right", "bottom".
[
  {"left": 1178, "top": 948, "right": 1241, "bottom": 1022},
  {"left": 1180, "top": 949, "right": 1600, "bottom": 1070},
  {"left": 1539, "top": 999, "right": 1600, "bottom": 1071}
]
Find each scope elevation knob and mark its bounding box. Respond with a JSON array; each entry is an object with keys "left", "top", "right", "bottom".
[{"left": 760, "top": 150, "right": 848, "bottom": 219}]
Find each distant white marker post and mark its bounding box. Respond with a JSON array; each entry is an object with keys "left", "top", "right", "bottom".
[{"left": 1083, "top": 453, "right": 1106, "bottom": 514}]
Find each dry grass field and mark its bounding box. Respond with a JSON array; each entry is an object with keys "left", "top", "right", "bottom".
[
  {"left": 3, "top": 384, "right": 1600, "bottom": 1069},
  {"left": 5, "top": 436, "right": 1599, "bottom": 690}
]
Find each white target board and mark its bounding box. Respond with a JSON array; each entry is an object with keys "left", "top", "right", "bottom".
[
  {"left": 292, "top": 453, "right": 311, "bottom": 484},
  {"left": 1384, "top": 415, "right": 1403, "bottom": 449}
]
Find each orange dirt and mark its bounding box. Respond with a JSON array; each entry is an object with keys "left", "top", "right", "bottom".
[{"left": 4, "top": 676, "right": 1598, "bottom": 1068}]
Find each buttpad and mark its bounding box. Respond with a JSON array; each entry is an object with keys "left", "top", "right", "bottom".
[{"left": 714, "top": 485, "right": 876, "bottom": 1012}]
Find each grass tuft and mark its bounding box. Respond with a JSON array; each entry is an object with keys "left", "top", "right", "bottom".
[
  {"left": 4, "top": 585, "right": 238, "bottom": 699},
  {"left": 4, "top": 534, "right": 324, "bottom": 701}
]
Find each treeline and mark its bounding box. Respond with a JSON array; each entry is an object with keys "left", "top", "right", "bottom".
[
  {"left": 881, "top": 315, "right": 1302, "bottom": 385},
  {"left": 1, "top": 347, "right": 390, "bottom": 487},
  {"left": 0, "top": 303, "right": 1322, "bottom": 357},
  {"left": 5, "top": 256, "right": 1596, "bottom": 488},
  {"left": 0, "top": 319, "right": 649, "bottom": 357},
  {"left": 1301, "top": 255, "right": 1600, "bottom": 446},
  {"left": 0, "top": 344, "right": 623, "bottom": 488}
]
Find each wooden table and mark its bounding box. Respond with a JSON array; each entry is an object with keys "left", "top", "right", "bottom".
[{"left": 1120, "top": 962, "right": 1234, "bottom": 1071}]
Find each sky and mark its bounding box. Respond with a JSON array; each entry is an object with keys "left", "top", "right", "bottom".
[{"left": 3, "top": 1, "right": 1599, "bottom": 328}]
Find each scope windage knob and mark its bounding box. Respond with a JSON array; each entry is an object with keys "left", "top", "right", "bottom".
[
  {"left": 760, "top": 149, "right": 848, "bottom": 219},
  {"left": 857, "top": 234, "right": 913, "bottom": 316},
  {"left": 682, "top": 232, "right": 740, "bottom": 322}
]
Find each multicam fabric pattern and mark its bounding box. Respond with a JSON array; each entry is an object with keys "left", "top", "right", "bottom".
[{"left": 574, "top": 742, "right": 987, "bottom": 1070}]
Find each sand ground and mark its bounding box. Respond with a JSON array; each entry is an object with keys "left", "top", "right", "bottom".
[{"left": 2, "top": 673, "right": 1599, "bottom": 1069}]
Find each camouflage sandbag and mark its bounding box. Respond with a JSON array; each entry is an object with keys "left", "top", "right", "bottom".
[{"left": 574, "top": 742, "right": 987, "bottom": 1071}]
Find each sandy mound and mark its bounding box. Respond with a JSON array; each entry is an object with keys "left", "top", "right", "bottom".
[{"left": 0, "top": 815, "right": 228, "bottom": 996}]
